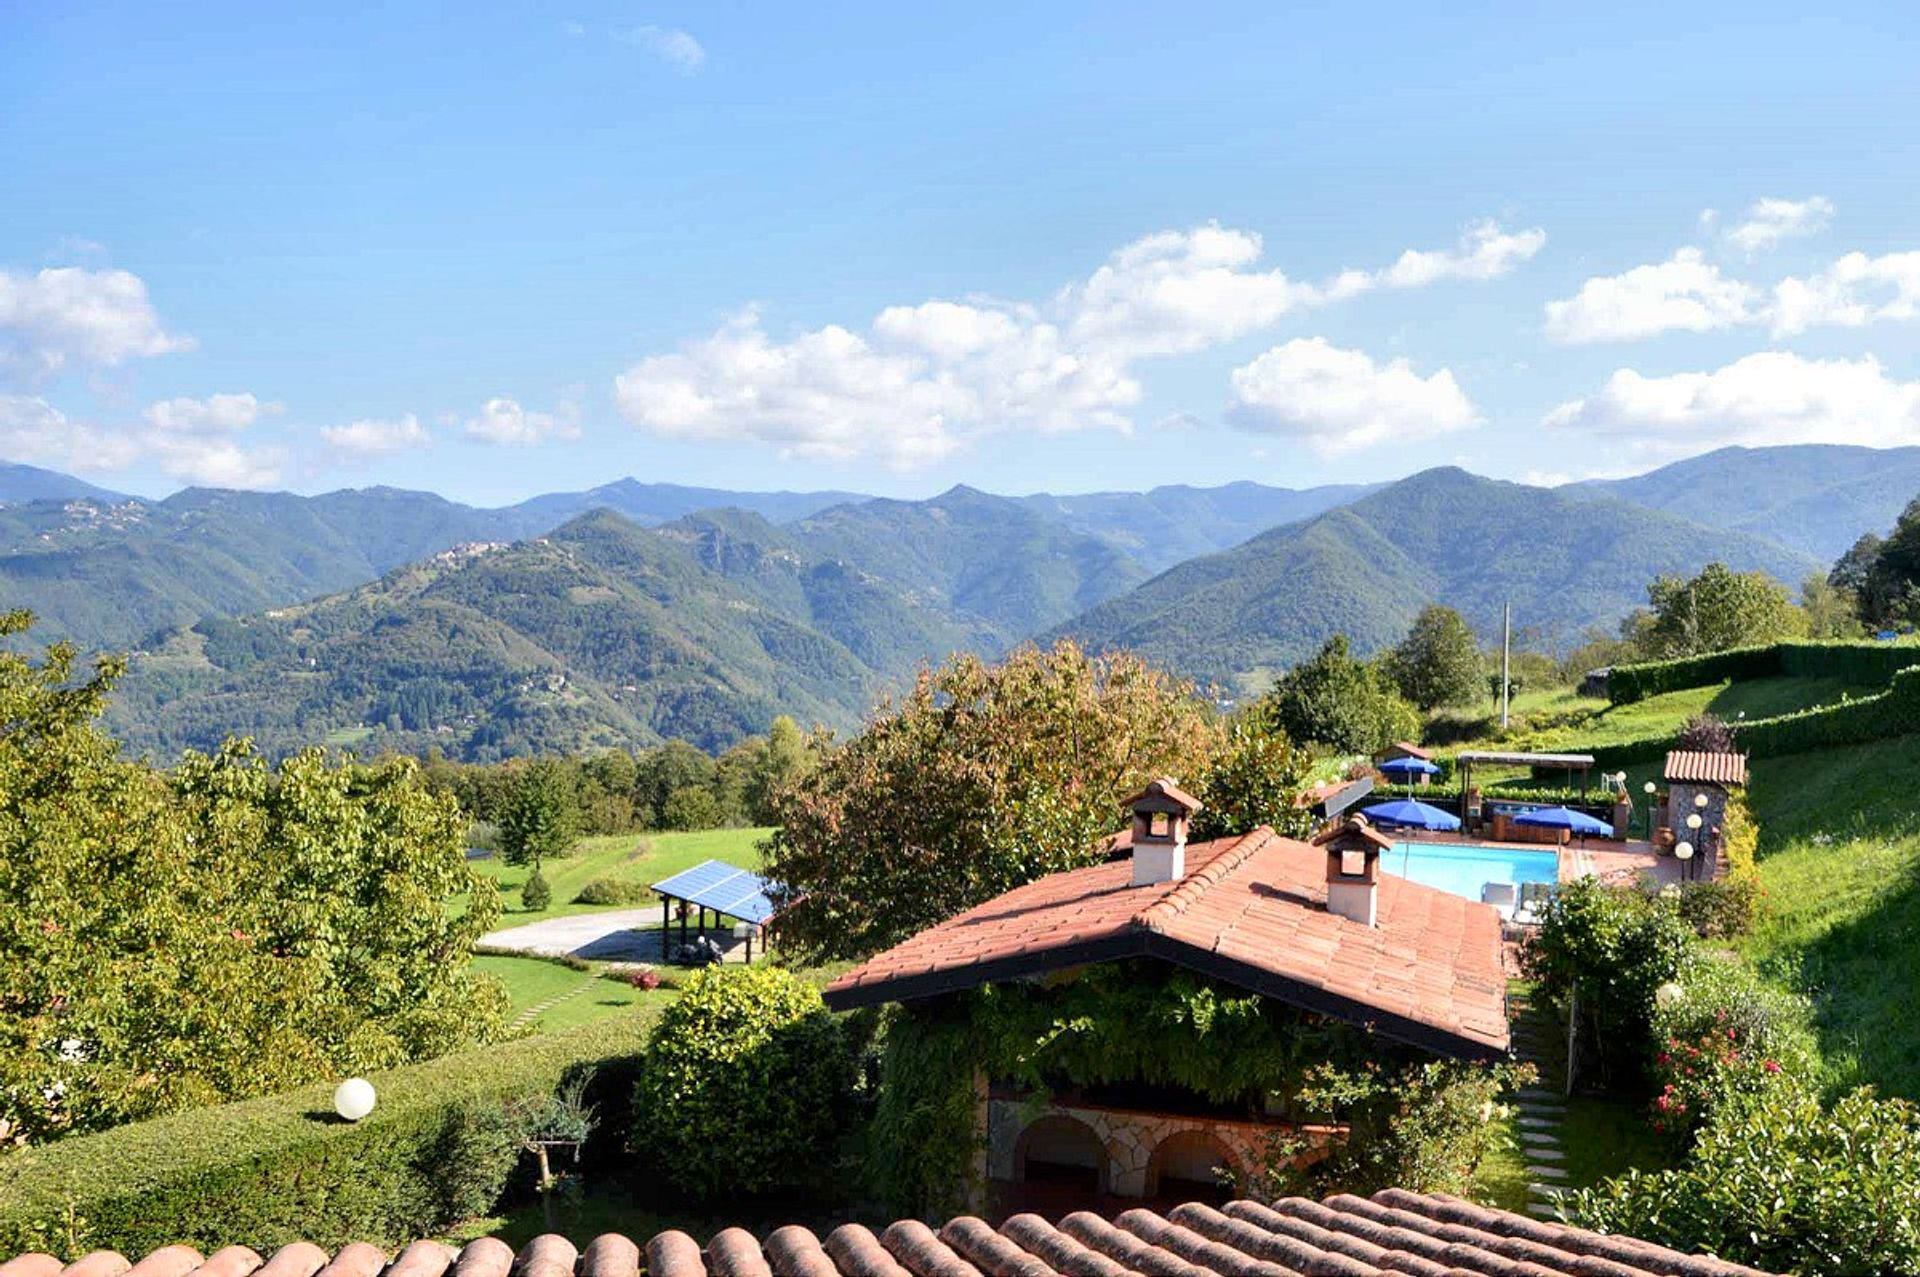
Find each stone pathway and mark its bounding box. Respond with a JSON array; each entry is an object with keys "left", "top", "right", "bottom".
[
  {"left": 507, "top": 971, "right": 602, "bottom": 1032},
  {"left": 1506, "top": 988, "right": 1574, "bottom": 1219}
]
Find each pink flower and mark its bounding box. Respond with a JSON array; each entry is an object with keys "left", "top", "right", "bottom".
[{"left": 1763, "top": 1060, "right": 1782, "bottom": 1074}]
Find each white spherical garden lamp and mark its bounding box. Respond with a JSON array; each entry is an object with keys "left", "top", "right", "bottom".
[
  {"left": 1643, "top": 781, "right": 1657, "bottom": 796},
  {"left": 1686, "top": 812, "right": 1703, "bottom": 833},
  {"left": 333, "top": 1077, "right": 377, "bottom": 1122},
  {"left": 1694, "top": 792, "right": 1710, "bottom": 809},
  {"left": 1674, "top": 840, "right": 1694, "bottom": 862}
]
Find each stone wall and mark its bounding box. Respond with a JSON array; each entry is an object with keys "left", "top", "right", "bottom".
[{"left": 986, "top": 1098, "right": 1321, "bottom": 1198}]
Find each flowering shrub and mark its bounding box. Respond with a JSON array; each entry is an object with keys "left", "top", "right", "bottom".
[
  {"left": 623, "top": 969, "right": 662, "bottom": 991},
  {"left": 1648, "top": 957, "right": 1814, "bottom": 1139}
]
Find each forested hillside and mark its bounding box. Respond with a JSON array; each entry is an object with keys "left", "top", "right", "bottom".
[{"left": 1055, "top": 467, "right": 1820, "bottom": 693}]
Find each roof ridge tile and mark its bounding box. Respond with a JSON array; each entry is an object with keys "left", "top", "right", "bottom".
[{"left": 1131, "top": 829, "right": 1276, "bottom": 933}]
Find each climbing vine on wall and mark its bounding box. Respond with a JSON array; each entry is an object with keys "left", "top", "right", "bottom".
[{"left": 863, "top": 962, "right": 1457, "bottom": 1216}]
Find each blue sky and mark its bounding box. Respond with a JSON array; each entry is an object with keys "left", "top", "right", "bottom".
[{"left": 3, "top": 2, "right": 1919, "bottom": 505}]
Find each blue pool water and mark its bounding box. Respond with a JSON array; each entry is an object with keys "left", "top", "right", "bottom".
[{"left": 1385, "top": 841, "right": 1560, "bottom": 902}]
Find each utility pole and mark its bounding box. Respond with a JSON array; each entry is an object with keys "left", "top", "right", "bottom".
[{"left": 1500, "top": 601, "right": 1511, "bottom": 729}]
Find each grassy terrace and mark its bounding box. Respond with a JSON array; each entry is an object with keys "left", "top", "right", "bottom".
[
  {"left": 1428, "top": 674, "right": 1881, "bottom": 755},
  {"left": 1746, "top": 735, "right": 1920, "bottom": 1098}
]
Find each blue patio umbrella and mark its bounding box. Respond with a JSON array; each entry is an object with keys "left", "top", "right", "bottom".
[
  {"left": 1362, "top": 798, "right": 1462, "bottom": 832},
  {"left": 1377, "top": 755, "right": 1442, "bottom": 796},
  {"left": 1512, "top": 805, "right": 1611, "bottom": 841}
]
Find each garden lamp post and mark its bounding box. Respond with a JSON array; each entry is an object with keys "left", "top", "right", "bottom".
[
  {"left": 1685, "top": 810, "right": 1706, "bottom": 880},
  {"left": 1643, "top": 780, "right": 1658, "bottom": 838},
  {"left": 1674, "top": 840, "right": 1694, "bottom": 885}
]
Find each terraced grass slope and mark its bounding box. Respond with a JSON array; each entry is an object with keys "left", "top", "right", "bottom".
[{"left": 1745, "top": 736, "right": 1920, "bottom": 1098}]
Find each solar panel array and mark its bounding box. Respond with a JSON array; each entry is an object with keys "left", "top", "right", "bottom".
[{"left": 650, "top": 859, "right": 778, "bottom": 925}]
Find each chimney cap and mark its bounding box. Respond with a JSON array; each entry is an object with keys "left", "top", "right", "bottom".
[
  {"left": 1120, "top": 777, "right": 1204, "bottom": 815},
  {"left": 1312, "top": 815, "right": 1395, "bottom": 852}
]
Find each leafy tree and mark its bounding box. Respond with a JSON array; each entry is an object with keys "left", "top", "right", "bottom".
[
  {"left": 635, "top": 740, "right": 719, "bottom": 826},
  {"left": 1193, "top": 716, "right": 1315, "bottom": 841},
  {"left": 1799, "top": 573, "right": 1862, "bottom": 639},
  {"left": 0, "top": 612, "right": 507, "bottom": 1146},
  {"left": 1830, "top": 530, "right": 1884, "bottom": 596},
  {"left": 661, "top": 784, "right": 724, "bottom": 831},
  {"left": 763, "top": 640, "right": 1219, "bottom": 961},
  {"left": 1642, "top": 562, "right": 1806, "bottom": 658},
  {"left": 498, "top": 758, "right": 578, "bottom": 867},
  {"left": 1521, "top": 878, "right": 1694, "bottom": 1090},
  {"left": 1383, "top": 605, "right": 1486, "bottom": 710},
  {"left": 744, "top": 715, "right": 819, "bottom": 825},
  {"left": 1261, "top": 635, "right": 1420, "bottom": 755},
  {"left": 632, "top": 966, "right": 857, "bottom": 1201}
]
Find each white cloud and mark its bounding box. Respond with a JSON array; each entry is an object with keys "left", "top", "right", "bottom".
[
  {"left": 613, "top": 24, "right": 705, "bottom": 73},
  {"left": 321, "top": 414, "right": 430, "bottom": 456},
  {"left": 143, "top": 392, "right": 279, "bottom": 434},
  {"left": 1224, "top": 337, "right": 1478, "bottom": 456},
  {"left": 1544, "top": 351, "right": 1920, "bottom": 461},
  {"left": 614, "top": 218, "right": 1538, "bottom": 466},
  {"left": 0, "top": 266, "right": 193, "bottom": 379},
  {"left": 1725, "top": 196, "right": 1834, "bottom": 254},
  {"left": 464, "top": 397, "right": 583, "bottom": 446},
  {"left": 0, "top": 391, "right": 282, "bottom": 488},
  {"left": 1770, "top": 250, "right": 1920, "bottom": 336},
  {"left": 1544, "top": 249, "right": 1760, "bottom": 344},
  {"left": 1379, "top": 220, "right": 1548, "bottom": 288}
]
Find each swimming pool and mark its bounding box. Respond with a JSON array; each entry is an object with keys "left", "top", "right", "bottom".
[{"left": 1385, "top": 841, "right": 1560, "bottom": 902}]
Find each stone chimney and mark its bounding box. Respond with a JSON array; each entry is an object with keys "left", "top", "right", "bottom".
[
  {"left": 1312, "top": 817, "right": 1394, "bottom": 926},
  {"left": 1121, "top": 778, "right": 1204, "bottom": 887}
]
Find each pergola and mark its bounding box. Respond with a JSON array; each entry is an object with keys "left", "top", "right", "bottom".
[
  {"left": 1452, "top": 750, "right": 1597, "bottom": 824},
  {"left": 650, "top": 860, "right": 777, "bottom": 963}
]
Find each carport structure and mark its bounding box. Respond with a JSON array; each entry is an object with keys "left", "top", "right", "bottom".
[{"left": 650, "top": 859, "right": 777, "bottom": 961}]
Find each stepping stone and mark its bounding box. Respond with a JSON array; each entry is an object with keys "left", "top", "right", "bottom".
[
  {"left": 1517, "top": 1116, "right": 1557, "bottom": 1129},
  {"left": 1520, "top": 1132, "right": 1561, "bottom": 1146},
  {"left": 1516, "top": 1088, "right": 1564, "bottom": 1102},
  {"left": 1528, "top": 1182, "right": 1567, "bottom": 1198},
  {"left": 1527, "top": 1146, "right": 1566, "bottom": 1162},
  {"left": 1528, "top": 1165, "right": 1570, "bottom": 1180}
]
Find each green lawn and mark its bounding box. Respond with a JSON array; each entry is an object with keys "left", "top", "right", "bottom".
[
  {"left": 1744, "top": 736, "right": 1920, "bottom": 1098},
  {"left": 1428, "top": 675, "right": 1878, "bottom": 757},
  {"left": 462, "top": 825, "right": 772, "bottom": 923}
]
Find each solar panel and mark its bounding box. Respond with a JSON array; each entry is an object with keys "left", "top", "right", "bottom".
[{"left": 652, "top": 859, "right": 777, "bottom": 925}]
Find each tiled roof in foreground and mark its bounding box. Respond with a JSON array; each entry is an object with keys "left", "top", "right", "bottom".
[
  {"left": 825, "top": 829, "right": 1510, "bottom": 1059},
  {"left": 0, "top": 1192, "right": 1779, "bottom": 1277}
]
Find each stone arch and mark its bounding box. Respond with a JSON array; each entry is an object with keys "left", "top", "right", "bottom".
[
  {"left": 1145, "top": 1128, "right": 1238, "bottom": 1202},
  {"left": 1013, "top": 1113, "right": 1110, "bottom": 1193}
]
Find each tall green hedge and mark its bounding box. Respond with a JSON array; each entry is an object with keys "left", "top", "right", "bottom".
[
  {"left": 1585, "top": 665, "right": 1920, "bottom": 768},
  {"left": 1605, "top": 646, "right": 1785, "bottom": 704},
  {"left": 0, "top": 1009, "right": 663, "bottom": 1259},
  {"left": 1607, "top": 641, "right": 1920, "bottom": 705}
]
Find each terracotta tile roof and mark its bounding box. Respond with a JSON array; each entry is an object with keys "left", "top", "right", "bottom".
[
  {"left": 0, "top": 1193, "right": 1781, "bottom": 1277},
  {"left": 823, "top": 829, "right": 1510, "bottom": 1058},
  {"left": 1378, "top": 742, "right": 1433, "bottom": 761},
  {"left": 1663, "top": 751, "right": 1749, "bottom": 787}
]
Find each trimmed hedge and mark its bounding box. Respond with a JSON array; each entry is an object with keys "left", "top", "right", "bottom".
[
  {"left": 1607, "top": 641, "right": 1920, "bottom": 706},
  {"left": 0, "top": 1009, "right": 664, "bottom": 1258},
  {"left": 1606, "top": 646, "right": 1785, "bottom": 705}
]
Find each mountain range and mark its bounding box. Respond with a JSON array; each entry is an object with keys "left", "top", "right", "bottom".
[{"left": 3, "top": 444, "right": 1909, "bottom": 760}]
